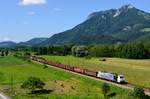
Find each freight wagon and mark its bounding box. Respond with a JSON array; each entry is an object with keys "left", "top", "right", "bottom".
[
  {"left": 65, "top": 65, "right": 74, "bottom": 71},
  {"left": 74, "top": 67, "right": 85, "bottom": 74},
  {"left": 84, "top": 69, "right": 97, "bottom": 77}
]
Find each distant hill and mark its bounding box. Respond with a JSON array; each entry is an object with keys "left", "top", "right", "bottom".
[
  {"left": 18, "top": 38, "right": 48, "bottom": 46},
  {"left": 0, "top": 38, "right": 48, "bottom": 48},
  {"left": 42, "top": 4, "right": 150, "bottom": 45},
  {"left": 0, "top": 41, "right": 17, "bottom": 48}
]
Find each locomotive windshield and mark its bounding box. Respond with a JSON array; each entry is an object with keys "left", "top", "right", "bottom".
[{"left": 119, "top": 75, "right": 124, "bottom": 78}]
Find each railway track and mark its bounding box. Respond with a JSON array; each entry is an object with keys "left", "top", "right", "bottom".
[{"left": 31, "top": 58, "right": 150, "bottom": 96}]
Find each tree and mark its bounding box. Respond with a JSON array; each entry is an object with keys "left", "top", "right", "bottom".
[
  {"left": 5, "top": 50, "right": 9, "bottom": 56},
  {"left": 1, "top": 51, "right": 5, "bottom": 56},
  {"left": 72, "top": 46, "right": 88, "bottom": 57},
  {"left": 38, "top": 47, "right": 48, "bottom": 55},
  {"left": 114, "top": 44, "right": 124, "bottom": 57},
  {"left": 121, "top": 43, "right": 148, "bottom": 59},
  {"left": 21, "top": 77, "right": 45, "bottom": 93},
  {"left": 47, "top": 46, "right": 54, "bottom": 55},
  {"left": 133, "top": 86, "right": 146, "bottom": 99},
  {"left": 101, "top": 83, "right": 110, "bottom": 99},
  {"left": 89, "top": 45, "right": 113, "bottom": 57}
]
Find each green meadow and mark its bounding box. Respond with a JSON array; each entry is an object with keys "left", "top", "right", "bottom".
[
  {"left": 141, "top": 28, "right": 150, "bottom": 32},
  {"left": 42, "top": 55, "right": 150, "bottom": 88},
  {"left": 0, "top": 56, "right": 130, "bottom": 99}
]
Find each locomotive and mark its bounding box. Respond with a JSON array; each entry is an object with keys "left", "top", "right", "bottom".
[{"left": 97, "top": 71, "right": 125, "bottom": 83}]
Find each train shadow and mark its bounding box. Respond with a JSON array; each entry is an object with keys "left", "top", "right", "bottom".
[
  {"left": 120, "top": 81, "right": 128, "bottom": 85},
  {"left": 30, "top": 89, "right": 54, "bottom": 95}
]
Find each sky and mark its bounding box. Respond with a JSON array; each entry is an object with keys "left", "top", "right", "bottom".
[{"left": 0, "top": 0, "right": 150, "bottom": 42}]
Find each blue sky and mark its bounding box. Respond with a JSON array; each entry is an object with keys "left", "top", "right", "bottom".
[{"left": 0, "top": 0, "right": 149, "bottom": 42}]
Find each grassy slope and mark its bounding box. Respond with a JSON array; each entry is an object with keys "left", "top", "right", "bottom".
[
  {"left": 42, "top": 55, "right": 150, "bottom": 88},
  {"left": 141, "top": 28, "right": 150, "bottom": 32},
  {"left": 0, "top": 56, "right": 129, "bottom": 99}
]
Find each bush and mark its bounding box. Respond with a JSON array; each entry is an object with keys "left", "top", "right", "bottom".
[
  {"left": 21, "top": 76, "right": 45, "bottom": 93},
  {"left": 101, "top": 83, "right": 110, "bottom": 98},
  {"left": 133, "top": 86, "right": 146, "bottom": 99},
  {"left": 99, "top": 58, "right": 106, "bottom": 61},
  {"left": 85, "top": 55, "right": 92, "bottom": 59},
  {"left": 43, "top": 65, "right": 48, "bottom": 69},
  {"left": 24, "top": 52, "right": 31, "bottom": 56},
  {"left": 72, "top": 46, "right": 88, "bottom": 57}
]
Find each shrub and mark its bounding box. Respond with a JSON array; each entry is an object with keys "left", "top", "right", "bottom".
[
  {"left": 101, "top": 83, "right": 110, "bottom": 98},
  {"left": 21, "top": 76, "right": 45, "bottom": 93},
  {"left": 99, "top": 58, "right": 106, "bottom": 61},
  {"left": 85, "top": 55, "right": 92, "bottom": 59},
  {"left": 133, "top": 86, "right": 146, "bottom": 99}
]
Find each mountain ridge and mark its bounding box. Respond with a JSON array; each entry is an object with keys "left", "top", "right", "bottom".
[
  {"left": 41, "top": 4, "right": 150, "bottom": 45},
  {"left": 0, "top": 41, "right": 17, "bottom": 48},
  {"left": 18, "top": 37, "right": 48, "bottom": 46},
  {"left": 0, "top": 37, "right": 48, "bottom": 48}
]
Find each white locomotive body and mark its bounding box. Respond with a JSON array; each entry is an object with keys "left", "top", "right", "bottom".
[{"left": 97, "top": 71, "right": 125, "bottom": 83}]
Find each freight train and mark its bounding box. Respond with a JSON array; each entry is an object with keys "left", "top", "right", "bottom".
[{"left": 30, "top": 56, "right": 125, "bottom": 83}]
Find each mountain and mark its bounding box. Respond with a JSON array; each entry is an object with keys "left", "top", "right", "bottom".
[
  {"left": 0, "top": 38, "right": 48, "bottom": 48},
  {"left": 42, "top": 4, "right": 150, "bottom": 45},
  {"left": 18, "top": 38, "right": 48, "bottom": 46},
  {"left": 0, "top": 41, "right": 17, "bottom": 48}
]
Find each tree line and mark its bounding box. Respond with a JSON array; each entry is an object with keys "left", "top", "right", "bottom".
[
  {"left": 1, "top": 42, "right": 150, "bottom": 59},
  {"left": 28, "top": 42, "right": 149, "bottom": 59},
  {"left": 89, "top": 43, "right": 149, "bottom": 59},
  {"left": 31, "top": 44, "right": 73, "bottom": 56}
]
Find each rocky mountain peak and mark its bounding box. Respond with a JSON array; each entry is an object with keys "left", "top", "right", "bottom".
[
  {"left": 113, "top": 4, "right": 135, "bottom": 18},
  {"left": 120, "top": 4, "right": 134, "bottom": 10},
  {"left": 87, "top": 4, "right": 136, "bottom": 20}
]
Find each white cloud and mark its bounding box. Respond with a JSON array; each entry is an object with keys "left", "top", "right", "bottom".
[
  {"left": 54, "top": 8, "right": 63, "bottom": 12},
  {"left": 19, "top": 0, "right": 47, "bottom": 6},
  {"left": 27, "top": 11, "right": 36, "bottom": 16}
]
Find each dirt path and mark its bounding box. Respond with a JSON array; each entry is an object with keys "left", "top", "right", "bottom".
[{"left": 0, "top": 93, "right": 10, "bottom": 99}]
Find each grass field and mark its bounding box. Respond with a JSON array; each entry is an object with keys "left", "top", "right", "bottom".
[
  {"left": 42, "top": 55, "right": 150, "bottom": 88},
  {"left": 0, "top": 56, "right": 130, "bottom": 99},
  {"left": 141, "top": 28, "right": 150, "bottom": 32}
]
